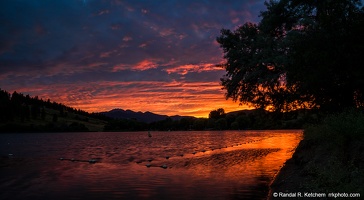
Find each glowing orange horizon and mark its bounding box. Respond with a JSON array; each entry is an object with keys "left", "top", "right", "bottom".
[
  {"left": 1, "top": 59, "right": 252, "bottom": 118},
  {"left": 73, "top": 97, "right": 251, "bottom": 118},
  {"left": 6, "top": 80, "right": 252, "bottom": 118}
]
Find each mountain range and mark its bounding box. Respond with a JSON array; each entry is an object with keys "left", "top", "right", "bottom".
[{"left": 100, "top": 109, "right": 194, "bottom": 123}]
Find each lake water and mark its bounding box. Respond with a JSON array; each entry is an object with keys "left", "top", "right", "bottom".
[{"left": 0, "top": 130, "right": 302, "bottom": 200}]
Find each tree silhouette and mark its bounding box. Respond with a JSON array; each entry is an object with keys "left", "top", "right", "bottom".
[
  {"left": 52, "top": 114, "right": 58, "bottom": 122},
  {"left": 41, "top": 107, "right": 46, "bottom": 120},
  {"left": 215, "top": 118, "right": 227, "bottom": 130},
  {"left": 234, "top": 114, "right": 251, "bottom": 130},
  {"left": 209, "top": 108, "right": 226, "bottom": 119},
  {"left": 0, "top": 89, "right": 12, "bottom": 122},
  {"left": 31, "top": 105, "right": 40, "bottom": 119},
  {"left": 217, "top": 0, "right": 364, "bottom": 112}
]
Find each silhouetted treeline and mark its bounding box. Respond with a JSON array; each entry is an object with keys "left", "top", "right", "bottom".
[
  {"left": 1, "top": 88, "right": 320, "bottom": 132},
  {"left": 103, "top": 108, "right": 321, "bottom": 132},
  {"left": 0, "top": 89, "right": 108, "bottom": 121},
  {"left": 0, "top": 88, "right": 108, "bottom": 132},
  {"left": 104, "top": 119, "right": 148, "bottom": 131}
]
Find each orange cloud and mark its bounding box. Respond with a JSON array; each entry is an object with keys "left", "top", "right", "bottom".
[
  {"left": 133, "top": 60, "right": 159, "bottom": 71},
  {"left": 165, "top": 63, "right": 223, "bottom": 75}
]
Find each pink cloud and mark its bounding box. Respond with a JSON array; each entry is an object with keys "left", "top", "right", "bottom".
[
  {"left": 229, "top": 10, "right": 254, "bottom": 25},
  {"left": 178, "top": 34, "right": 187, "bottom": 40},
  {"left": 112, "top": 59, "right": 159, "bottom": 71},
  {"left": 232, "top": 18, "right": 240, "bottom": 24},
  {"left": 159, "top": 28, "right": 174, "bottom": 37},
  {"left": 100, "top": 50, "right": 116, "bottom": 58},
  {"left": 141, "top": 9, "right": 148, "bottom": 14},
  {"left": 139, "top": 43, "right": 147, "bottom": 48},
  {"left": 87, "top": 62, "right": 108, "bottom": 68},
  {"left": 122, "top": 36, "right": 133, "bottom": 41}
]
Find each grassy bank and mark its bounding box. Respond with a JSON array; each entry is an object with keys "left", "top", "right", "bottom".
[{"left": 269, "top": 109, "right": 364, "bottom": 199}]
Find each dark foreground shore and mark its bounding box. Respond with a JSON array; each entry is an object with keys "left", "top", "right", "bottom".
[{"left": 268, "top": 111, "right": 364, "bottom": 200}]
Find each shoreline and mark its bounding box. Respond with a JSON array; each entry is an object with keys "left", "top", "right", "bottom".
[
  {"left": 267, "top": 139, "right": 308, "bottom": 199},
  {"left": 268, "top": 137, "right": 364, "bottom": 199}
]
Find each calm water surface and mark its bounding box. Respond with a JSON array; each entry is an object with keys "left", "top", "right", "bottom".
[{"left": 0, "top": 130, "right": 302, "bottom": 200}]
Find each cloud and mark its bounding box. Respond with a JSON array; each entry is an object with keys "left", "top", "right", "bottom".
[
  {"left": 112, "top": 59, "right": 160, "bottom": 71},
  {"left": 165, "top": 63, "right": 223, "bottom": 75},
  {"left": 141, "top": 9, "right": 148, "bottom": 14},
  {"left": 159, "top": 28, "right": 175, "bottom": 37},
  {"left": 138, "top": 43, "right": 148, "bottom": 48},
  {"left": 122, "top": 36, "right": 133, "bottom": 41},
  {"left": 0, "top": 0, "right": 265, "bottom": 117},
  {"left": 133, "top": 60, "right": 159, "bottom": 70},
  {"left": 100, "top": 51, "right": 115, "bottom": 58}
]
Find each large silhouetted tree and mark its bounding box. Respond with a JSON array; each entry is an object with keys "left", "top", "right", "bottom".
[{"left": 217, "top": 0, "right": 364, "bottom": 112}]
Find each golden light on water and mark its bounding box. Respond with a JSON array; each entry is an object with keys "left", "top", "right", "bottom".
[{"left": 1, "top": 130, "right": 303, "bottom": 199}]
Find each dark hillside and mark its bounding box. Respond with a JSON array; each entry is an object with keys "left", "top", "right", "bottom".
[{"left": 0, "top": 89, "right": 107, "bottom": 132}]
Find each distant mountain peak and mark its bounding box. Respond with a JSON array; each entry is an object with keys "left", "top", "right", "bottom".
[
  {"left": 100, "top": 109, "right": 194, "bottom": 123},
  {"left": 110, "top": 108, "right": 124, "bottom": 112}
]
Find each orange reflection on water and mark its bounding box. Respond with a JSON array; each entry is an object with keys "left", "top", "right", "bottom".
[
  {"left": 91, "top": 131, "right": 300, "bottom": 198},
  {"left": 41, "top": 130, "right": 303, "bottom": 199},
  {"left": 169, "top": 131, "right": 302, "bottom": 183}
]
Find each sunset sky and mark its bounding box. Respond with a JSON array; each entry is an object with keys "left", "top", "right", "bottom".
[{"left": 0, "top": 0, "right": 265, "bottom": 117}]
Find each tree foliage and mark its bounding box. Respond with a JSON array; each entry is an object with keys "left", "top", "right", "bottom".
[
  {"left": 209, "top": 108, "right": 226, "bottom": 119},
  {"left": 217, "top": 0, "right": 364, "bottom": 112}
]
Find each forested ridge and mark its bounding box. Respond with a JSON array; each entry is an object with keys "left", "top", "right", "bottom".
[{"left": 0, "top": 89, "right": 108, "bottom": 132}]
